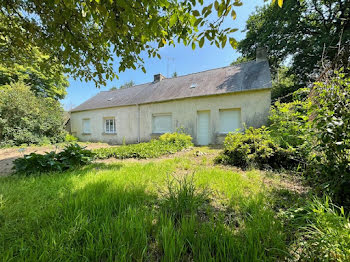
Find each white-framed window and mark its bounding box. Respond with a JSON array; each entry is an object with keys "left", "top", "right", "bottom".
[
  {"left": 152, "top": 114, "right": 172, "bottom": 133},
  {"left": 82, "top": 119, "right": 91, "bottom": 134},
  {"left": 219, "top": 109, "right": 241, "bottom": 134},
  {"left": 104, "top": 118, "right": 116, "bottom": 133}
]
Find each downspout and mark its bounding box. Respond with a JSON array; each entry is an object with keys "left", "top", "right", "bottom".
[{"left": 137, "top": 104, "right": 140, "bottom": 143}]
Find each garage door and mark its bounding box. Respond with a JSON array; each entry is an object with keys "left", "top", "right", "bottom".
[{"left": 197, "top": 111, "right": 210, "bottom": 145}]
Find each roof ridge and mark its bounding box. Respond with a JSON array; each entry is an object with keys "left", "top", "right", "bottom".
[{"left": 102, "top": 60, "right": 257, "bottom": 93}]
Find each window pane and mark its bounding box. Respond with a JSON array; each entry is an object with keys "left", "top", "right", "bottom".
[
  {"left": 105, "top": 120, "right": 109, "bottom": 132},
  {"left": 105, "top": 119, "right": 115, "bottom": 133},
  {"left": 152, "top": 115, "right": 172, "bottom": 133},
  {"left": 111, "top": 119, "right": 115, "bottom": 132},
  {"left": 219, "top": 109, "right": 241, "bottom": 133}
]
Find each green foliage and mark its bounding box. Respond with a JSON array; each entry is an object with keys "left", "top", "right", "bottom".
[
  {"left": 238, "top": 0, "right": 349, "bottom": 92},
  {"left": 0, "top": 82, "right": 66, "bottom": 146},
  {"left": 110, "top": 80, "right": 136, "bottom": 90},
  {"left": 159, "top": 132, "right": 193, "bottom": 148},
  {"left": 58, "top": 143, "right": 95, "bottom": 168},
  {"left": 269, "top": 99, "right": 311, "bottom": 151},
  {"left": 0, "top": 1, "right": 249, "bottom": 87},
  {"left": 13, "top": 144, "right": 95, "bottom": 174},
  {"left": 94, "top": 132, "right": 193, "bottom": 159},
  {"left": 271, "top": 67, "right": 298, "bottom": 102},
  {"left": 120, "top": 80, "right": 135, "bottom": 89},
  {"left": 284, "top": 197, "right": 350, "bottom": 261},
  {"left": 0, "top": 48, "right": 68, "bottom": 100},
  {"left": 216, "top": 127, "right": 298, "bottom": 170},
  {"left": 0, "top": 157, "right": 289, "bottom": 261},
  {"left": 308, "top": 70, "right": 350, "bottom": 208},
  {"left": 64, "top": 134, "right": 78, "bottom": 142},
  {"left": 230, "top": 56, "right": 252, "bottom": 66},
  {"left": 160, "top": 175, "right": 209, "bottom": 225}
]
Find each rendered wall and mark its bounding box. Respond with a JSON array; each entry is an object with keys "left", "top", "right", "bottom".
[{"left": 70, "top": 89, "right": 271, "bottom": 145}]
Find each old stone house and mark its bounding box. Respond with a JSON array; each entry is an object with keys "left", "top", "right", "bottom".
[{"left": 70, "top": 54, "right": 272, "bottom": 146}]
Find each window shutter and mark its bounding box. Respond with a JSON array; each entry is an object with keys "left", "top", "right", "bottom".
[
  {"left": 152, "top": 115, "right": 172, "bottom": 133},
  {"left": 83, "top": 119, "right": 91, "bottom": 133},
  {"left": 219, "top": 109, "right": 241, "bottom": 133}
]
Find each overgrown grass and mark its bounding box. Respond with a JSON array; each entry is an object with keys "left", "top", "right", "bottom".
[{"left": 0, "top": 154, "right": 349, "bottom": 261}]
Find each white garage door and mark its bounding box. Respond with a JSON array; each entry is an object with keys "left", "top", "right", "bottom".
[{"left": 197, "top": 111, "right": 210, "bottom": 145}]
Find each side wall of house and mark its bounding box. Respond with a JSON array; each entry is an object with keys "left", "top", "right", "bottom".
[
  {"left": 70, "top": 89, "right": 271, "bottom": 144},
  {"left": 70, "top": 105, "right": 139, "bottom": 144}
]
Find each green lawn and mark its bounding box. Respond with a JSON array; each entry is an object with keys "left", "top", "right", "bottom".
[{"left": 0, "top": 148, "right": 349, "bottom": 261}]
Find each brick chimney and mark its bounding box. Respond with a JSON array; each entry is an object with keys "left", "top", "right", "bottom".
[
  {"left": 256, "top": 47, "right": 267, "bottom": 62},
  {"left": 154, "top": 73, "right": 166, "bottom": 82}
]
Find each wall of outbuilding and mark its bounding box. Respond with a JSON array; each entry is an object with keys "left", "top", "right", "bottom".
[{"left": 70, "top": 89, "right": 271, "bottom": 145}]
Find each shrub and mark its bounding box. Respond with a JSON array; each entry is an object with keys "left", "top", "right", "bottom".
[
  {"left": 159, "top": 132, "right": 193, "bottom": 148},
  {"left": 269, "top": 99, "right": 311, "bottom": 150},
  {"left": 65, "top": 134, "right": 78, "bottom": 142},
  {"left": 216, "top": 127, "right": 299, "bottom": 170},
  {"left": 13, "top": 143, "right": 95, "bottom": 174},
  {"left": 308, "top": 69, "right": 350, "bottom": 208},
  {"left": 94, "top": 132, "right": 193, "bottom": 159},
  {"left": 0, "top": 82, "right": 66, "bottom": 146},
  {"left": 56, "top": 143, "right": 95, "bottom": 168}
]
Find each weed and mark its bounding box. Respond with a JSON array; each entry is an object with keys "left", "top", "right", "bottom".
[{"left": 159, "top": 174, "right": 210, "bottom": 225}]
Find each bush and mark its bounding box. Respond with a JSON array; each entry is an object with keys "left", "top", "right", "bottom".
[
  {"left": 65, "top": 134, "right": 78, "bottom": 142},
  {"left": 216, "top": 127, "right": 299, "bottom": 170},
  {"left": 94, "top": 132, "right": 193, "bottom": 159},
  {"left": 13, "top": 143, "right": 95, "bottom": 174},
  {"left": 308, "top": 69, "right": 350, "bottom": 208},
  {"left": 0, "top": 82, "right": 66, "bottom": 146},
  {"left": 159, "top": 132, "right": 193, "bottom": 148},
  {"left": 269, "top": 99, "right": 311, "bottom": 150}
]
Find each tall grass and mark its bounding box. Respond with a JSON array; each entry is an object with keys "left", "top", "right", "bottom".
[{"left": 0, "top": 157, "right": 349, "bottom": 261}]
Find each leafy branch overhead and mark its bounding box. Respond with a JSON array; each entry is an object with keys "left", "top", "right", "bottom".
[{"left": 0, "top": 0, "right": 282, "bottom": 87}]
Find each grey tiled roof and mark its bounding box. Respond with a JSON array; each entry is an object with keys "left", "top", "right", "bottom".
[{"left": 71, "top": 60, "right": 271, "bottom": 112}]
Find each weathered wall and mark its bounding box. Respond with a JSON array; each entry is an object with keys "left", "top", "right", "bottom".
[{"left": 71, "top": 89, "right": 271, "bottom": 145}]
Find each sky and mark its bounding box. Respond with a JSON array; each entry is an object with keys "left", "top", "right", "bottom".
[{"left": 61, "top": 0, "right": 266, "bottom": 110}]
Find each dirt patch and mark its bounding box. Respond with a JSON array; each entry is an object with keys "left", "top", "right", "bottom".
[{"left": 0, "top": 143, "right": 109, "bottom": 176}]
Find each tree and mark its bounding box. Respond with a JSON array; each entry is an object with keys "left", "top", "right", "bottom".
[
  {"left": 230, "top": 56, "right": 251, "bottom": 66},
  {"left": 172, "top": 72, "right": 178, "bottom": 78},
  {"left": 0, "top": 48, "right": 68, "bottom": 100},
  {"left": 0, "top": 0, "right": 264, "bottom": 87},
  {"left": 0, "top": 82, "right": 66, "bottom": 146},
  {"left": 109, "top": 80, "right": 135, "bottom": 90},
  {"left": 120, "top": 80, "right": 135, "bottom": 89},
  {"left": 271, "top": 67, "right": 298, "bottom": 102},
  {"left": 237, "top": 0, "right": 349, "bottom": 86}
]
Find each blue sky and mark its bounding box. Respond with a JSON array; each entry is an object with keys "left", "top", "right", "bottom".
[{"left": 61, "top": 0, "right": 266, "bottom": 110}]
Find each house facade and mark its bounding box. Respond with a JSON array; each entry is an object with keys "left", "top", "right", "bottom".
[{"left": 70, "top": 59, "right": 272, "bottom": 145}]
